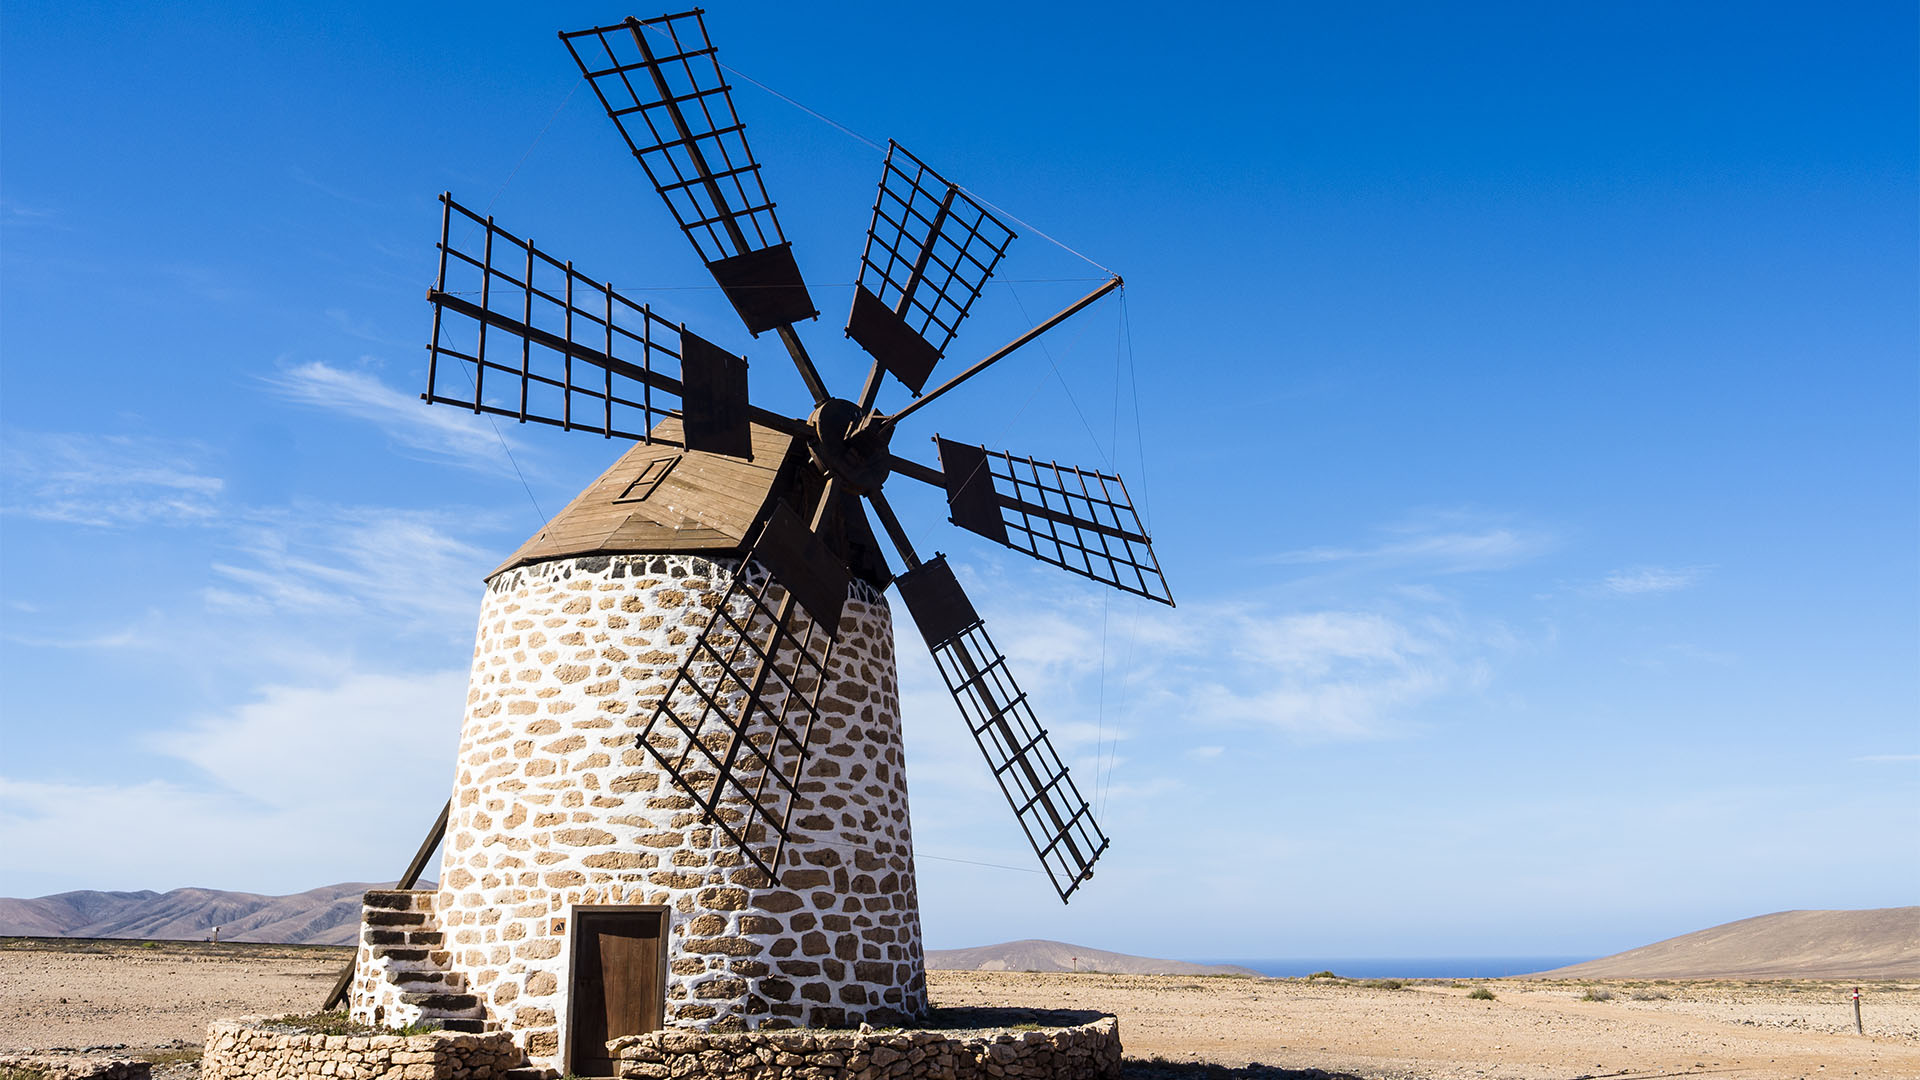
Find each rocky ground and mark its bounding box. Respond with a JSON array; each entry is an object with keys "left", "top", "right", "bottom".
[{"left": 2, "top": 938, "right": 1916, "bottom": 1079}]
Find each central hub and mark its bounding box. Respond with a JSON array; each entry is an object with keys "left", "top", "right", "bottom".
[{"left": 807, "top": 397, "right": 892, "bottom": 493}]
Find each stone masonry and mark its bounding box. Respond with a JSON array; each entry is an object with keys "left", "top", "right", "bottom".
[
  {"left": 612, "top": 1018, "right": 1124, "bottom": 1080},
  {"left": 201, "top": 1021, "right": 518, "bottom": 1080},
  {"left": 351, "top": 553, "right": 927, "bottom": 1069}
]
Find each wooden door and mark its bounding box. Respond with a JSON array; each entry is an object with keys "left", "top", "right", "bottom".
[{"left": 568, "top": 908, "right": 666, "bottom": 1076}]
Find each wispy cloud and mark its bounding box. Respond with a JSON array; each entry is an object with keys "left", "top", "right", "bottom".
[
  {"left": 1854, "top": 754, "right": 1920, "bottom": 764},
  {"left": 325, "top": 308, "right": 408, "bottom": 345},
  {"left": 150, "top": 668, "right": 467, "bottom": 809},
  {"left": 158, "top": 262, "right": 245, "bottom": 304},
  {"left": 206, "top": 504, "right": 496, "bottom": 629},
  {"left": 1271, "top": 511, "right": 1549, "bottom": 573},
  {"left": 263, "top": 360, "right": 524, "bottom": 474},
  {"left": 1, "top": 198, "right": 66, "bottom": 229},
  {"left": 911, "top": 562, "right": 1507, "bottom": 754},
  {"left": 288, "top": 166, "right": 384, "bottom": 209},
  {"left": 1137, "top": 604, "right": 1488, "bottom": 739},
  {"left": 0, "top": 666, "right": 465, "bottom": 894},
  {"left": 1602, "top": 565, "right": 1709, "bottom": 595},
  {"left": 2, "top": 622, "right": 159, "bottom": 650},
  {"left": 0, "top": 431, "right": 223, "bottom": 527}
]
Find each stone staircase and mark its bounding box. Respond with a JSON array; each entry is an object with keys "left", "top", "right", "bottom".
[{"left": 349, "top": 890, "right": 488, "bottom": 1035}]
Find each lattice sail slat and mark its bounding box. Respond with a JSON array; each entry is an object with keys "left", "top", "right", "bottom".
[
  {"left": 847, "top": 143, "right": 1015, "bottom": 393},
  {"left": 935, "top": 438, "right": 1174, "bottom": 606},
  {"left": 426, "top": 193, "right": 704, "bottom": 443},
  {"left": 895, "top": 557, "right": 1108, "bottom": 902},
  {"left": 636, "top": 561, "right": 838, "bottom": 885},
  {"left": 562, "top": 11, "right": 815, "bottom": 335}
]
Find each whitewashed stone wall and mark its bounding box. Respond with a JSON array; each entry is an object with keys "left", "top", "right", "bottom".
[{"left": 428, "top": 553, "right": 925, "bottom": 1067}]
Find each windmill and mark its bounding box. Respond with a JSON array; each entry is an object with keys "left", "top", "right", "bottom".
[{"left": 333, "top": 10, "right": 1172, "bottom": 1065}]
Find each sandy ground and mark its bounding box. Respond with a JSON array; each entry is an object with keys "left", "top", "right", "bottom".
[
  {"left": 929, "top": 969, "right": 1920, "bottom": 1080},
  {"left": 0, "top": 939, "right": 345, "bottom": 1051},
  {"left": 3, "top": 939, "right": 1917, "bottom": 1079}
]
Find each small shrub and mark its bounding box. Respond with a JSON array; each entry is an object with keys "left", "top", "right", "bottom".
[
  {"left": 1629, "top": 990, "right": 1670, "bottom": 1001},
  {"left": 1580, "top": 988, "right": 1613, "bottom": 1002},
  {"left": 265, "top": 1012, "right": 382, "bottom": 1036},
  {"left": 1305, "top": 970, "right": 1339, "bottom": 980},
  {"left": 139, "top": 941, "right": 161, "bottom": 950},
  {"left": 1467, "top": 987, "right": 1496, "bottom": 1001},
  {"left": 1363, "top": 979, "right": 1406, "bottom": 991},
  {"left": 394, "top": 1019, "right": 442, "bottom": 1036}
]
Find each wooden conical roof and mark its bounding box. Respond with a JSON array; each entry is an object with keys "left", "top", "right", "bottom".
[{"left": 489, "top": 419, "right": 800, "bottom": 579}]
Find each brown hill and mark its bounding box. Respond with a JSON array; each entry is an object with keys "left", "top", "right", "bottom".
[
  {"left": 1541, "top": 907, "right": 1920, "bottom": 979},
  {"left": 0, "top": 882, "right": 423, "bottom": 945},
  {"left": 926, "top": 939, "right": 1258, "bottom": 977}
]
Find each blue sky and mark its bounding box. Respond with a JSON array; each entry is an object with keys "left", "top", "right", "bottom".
[{"left": 1, "top": 1, "right": 1914, "bottom": 960}]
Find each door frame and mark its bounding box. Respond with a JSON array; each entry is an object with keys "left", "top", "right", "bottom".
[{"left": 564, "top": 903, "right": 672, "bottom": 1075}]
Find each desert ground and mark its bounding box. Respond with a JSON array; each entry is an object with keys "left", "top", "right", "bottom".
[{"left": 3, "top": 938, "right": 1916, "bottom": 1080}]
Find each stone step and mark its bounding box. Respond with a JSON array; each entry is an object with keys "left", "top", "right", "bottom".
[
  {"left": 363, "top": 889, "right": 433, "bottom": 910},
  {"left": 391, "top": 971, "right": 458, "bottom": 989},
  {"left": 368, "top": 946, "right": 430, "bottom": 963},
  {"left": 365, "top": 910, "right": 429, "bottom": 927},
  {"left": 364, "top": 929, "right": 445, "bottom": 947},
  {"left": 434, "top": 1018, "right": 487, "bottom": 1034},
  {"left": 400, "top": 991, "right": 482, "bottom": 1012}
]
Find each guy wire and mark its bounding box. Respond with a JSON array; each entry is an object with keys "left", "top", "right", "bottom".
[
  {"left": 446, "top": 74, "right": 584, "bottom": 527},
  {"left": 654, "top": 13, "right": 1115, "bottom": 279}
]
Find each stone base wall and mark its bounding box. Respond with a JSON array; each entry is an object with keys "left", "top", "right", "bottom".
[
  {"left": 201, "top": 1022, "right": 518, "bottom": 1080},
  {"left": 0, "top": 1054, "right": 151, "bottom": 1080},
  {"left": 432, "top": 553, "right": 926, "bottom": 1068},
  {"left": 611, "top": 1018, "right": 1122, "bottom": 1080}
]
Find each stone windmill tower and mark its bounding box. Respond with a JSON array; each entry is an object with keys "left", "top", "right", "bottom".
[{"left": 329, "top": 11, "right": 1172, "bottom": 1075}]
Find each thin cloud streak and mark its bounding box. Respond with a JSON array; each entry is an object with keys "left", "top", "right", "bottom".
[
  {"left": 1603, "top": 565, "right": 1709, "bottom": 595},
  {"left": 263, "top": 360, "right": 526, "bottom": 475},
  {"left": 207, "top": 505, "right": 497, "bottom": 630},
  {"left": 1269, "top": 514, "right": 1551, "bottom": 574},
  {"left": 0, "top": 431, "right": 224, "bottom": 527}
]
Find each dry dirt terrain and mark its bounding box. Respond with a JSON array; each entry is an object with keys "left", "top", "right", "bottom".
[
  {"left": 3, "top": 939, "right": 1917, "bottom": 1079},
  {"left": 0, "top": 939, "right": 348, "bottom": 1051},
  {"left": 931, "top": 970, "right": 1920, "bottom": 1080}
]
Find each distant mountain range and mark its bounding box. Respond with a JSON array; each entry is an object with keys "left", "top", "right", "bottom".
[
  {"left": 0, "top": 882, "right": 417, "bottom": 946},
  {"left": 1541, "top": 907, "right": 1919, "bottom": 980},
  {"left": 925, "top": 939, "right": 1258, "bottom": 976},
  {"left": 5, "top": 883, "right": 1913, "bottom": 981}
]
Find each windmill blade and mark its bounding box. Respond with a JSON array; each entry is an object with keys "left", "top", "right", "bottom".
[
  {"left": 561, "top": 12, "right": 816, "bottom": 337},
  {"left": 893, "top": 556, "right": 1109, "bottom": 902},
  {"left": 425, "top": 193, "right": 752, "bottom": 457},
  {"left": 848, "top": 143, "right": 1016, "bottom": 395},
  {"left": 637, "top": 502, "right": 849, "bottom": 885},
  {"left": 933, "top": 438, "right": 1174, "bottom": 605}
]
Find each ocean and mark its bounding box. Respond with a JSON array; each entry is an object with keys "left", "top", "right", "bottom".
[{"left": 1201, "top": 956, "right": 1594, "bottom": 979}]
